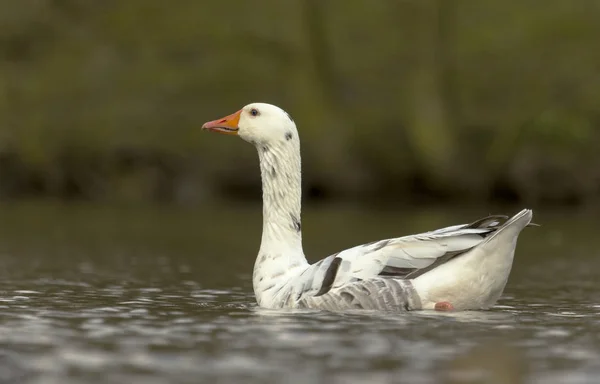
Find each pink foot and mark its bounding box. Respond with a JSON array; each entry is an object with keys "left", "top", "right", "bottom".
[{"left": 434, "top": 301, "right": 455, "bottom": 311}]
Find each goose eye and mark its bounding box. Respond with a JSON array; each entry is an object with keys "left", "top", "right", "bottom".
[{"left": 250, "top": 108, "right": 259, "bottom": 117}]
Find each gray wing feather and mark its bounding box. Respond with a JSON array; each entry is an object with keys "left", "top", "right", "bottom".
[{"left": 299, "top": 278, "right": 421, "bottom": 311}]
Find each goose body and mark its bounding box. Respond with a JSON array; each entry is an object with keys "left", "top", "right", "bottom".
[{"left": 202, "top": 103, "right": 533, "bottom": 311}]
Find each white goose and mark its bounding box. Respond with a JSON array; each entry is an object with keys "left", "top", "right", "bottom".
[{"left": 202, "top": 103, "right": 534, "bottom": 312}]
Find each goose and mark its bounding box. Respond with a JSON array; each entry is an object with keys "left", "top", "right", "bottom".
[{"left": 202, "top": 102, "right": 534, "bottom": 312}]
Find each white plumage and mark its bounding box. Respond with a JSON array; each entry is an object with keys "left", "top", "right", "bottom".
[{"left": 202, "top": 102, "right": 533, "bottom": 312}]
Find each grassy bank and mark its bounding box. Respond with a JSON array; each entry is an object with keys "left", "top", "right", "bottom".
[{"left": 0, "top": 0, "right": 598, "bottom": 206}]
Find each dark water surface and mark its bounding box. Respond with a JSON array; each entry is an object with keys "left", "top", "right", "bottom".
[{"left": 0, "top": 202, "right": 599, "bottom": 383}]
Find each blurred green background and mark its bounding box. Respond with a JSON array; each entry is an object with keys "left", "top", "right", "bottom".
[{"left": 1, "top": 0, "right": 598, "bottom": 207}]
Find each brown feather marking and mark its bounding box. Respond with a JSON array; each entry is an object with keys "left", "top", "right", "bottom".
[
  {"left": 403, "top": 248, "right": 473, "bottom": 279},
  {"left": 314, "top": 257, "right": 342, "bottom": 297}
]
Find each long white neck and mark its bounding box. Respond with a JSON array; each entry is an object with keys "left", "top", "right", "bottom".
[
  {"left": 252, "top": 136, "right": 308, "bottom": 306},
  {"left": 258, "top": 140, "right": 303, "bottom": 251}
]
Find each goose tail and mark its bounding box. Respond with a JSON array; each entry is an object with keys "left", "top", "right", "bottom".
[
  {"left": 412, "top": 209, "right": 533, "bottom": 310},
  {"left": 482, "top": 208, "right": 533, "bottom": 245}
]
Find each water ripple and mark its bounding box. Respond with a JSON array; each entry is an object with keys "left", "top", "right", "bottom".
[{"left": 0, "top": 273, "right": 597, "bottom": 384}]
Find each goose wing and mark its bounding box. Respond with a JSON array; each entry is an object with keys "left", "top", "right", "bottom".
[{"left": 292, "top": 215, "right": 511, "bottom": 299}]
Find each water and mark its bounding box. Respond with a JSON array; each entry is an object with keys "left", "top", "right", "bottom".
[{"left": 0, "top": 202, "right": 599, "bottom": 383}]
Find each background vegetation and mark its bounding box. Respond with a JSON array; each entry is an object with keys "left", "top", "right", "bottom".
[{"left": 1, "top": 0, "right": 599, "bottom": 207}]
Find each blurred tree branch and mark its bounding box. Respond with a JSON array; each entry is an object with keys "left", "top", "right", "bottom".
[
  {"left": 302, "top": 0, "right": 340, "bottom": 110},
  {"left": 297, "top": 0, "right": 365, "bottom": 196},
  {"left": 398, "top": 0, "right": 457, "bottom": 189}
]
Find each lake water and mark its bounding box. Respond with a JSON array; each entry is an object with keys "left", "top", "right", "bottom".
[{"left": 0, "top": 202, "right": 598, "bottom": 383}]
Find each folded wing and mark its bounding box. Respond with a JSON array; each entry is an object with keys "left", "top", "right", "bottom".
[{"left": 292, "top": 215, "right": 511, "bottom": 300}]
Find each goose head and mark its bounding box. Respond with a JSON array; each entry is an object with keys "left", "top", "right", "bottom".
[{"left": 202, "top": 103, "right": 297, "bottom": 146}]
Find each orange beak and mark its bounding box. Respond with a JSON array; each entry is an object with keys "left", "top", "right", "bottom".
[{"left": 201, "top": 109, "right": 241, "bottom": 135}]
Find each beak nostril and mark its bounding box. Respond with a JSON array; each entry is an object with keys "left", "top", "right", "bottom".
[{"left": 219, "top": 119, "right": 227, "bottom": 124}]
